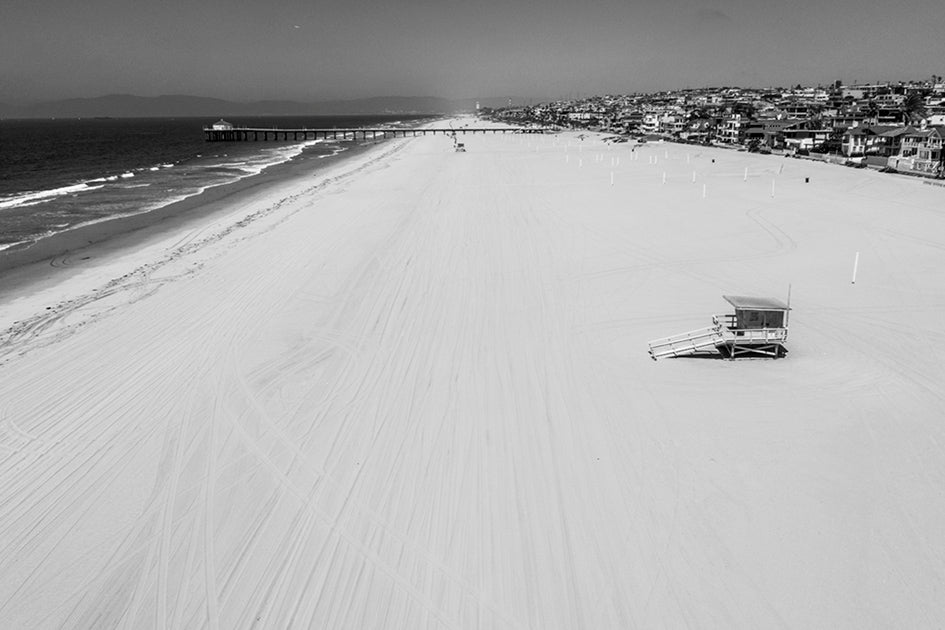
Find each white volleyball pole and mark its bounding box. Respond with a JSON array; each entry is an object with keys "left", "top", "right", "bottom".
[
  {"left": 852, "top": 252, "right": 859, "bottom": 284},
  {"left": 611, "top": 171, "right": 614, "bottom": 186},
  {"left": 702, "top": 183, "right": 707, "bottom": 199},
  {"left": 744, "top": 167, "right": 748, "bottom": 181},
  {"left": 662, "top": 172, "right": 666, "bottom": 184}
]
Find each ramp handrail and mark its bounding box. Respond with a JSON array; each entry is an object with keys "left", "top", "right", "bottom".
[
  {"left": 647, "top": 324, "right": 724, "bottom": 359},
  {"left": 648, "top": 324, "right": 721, "bottom": 347}
]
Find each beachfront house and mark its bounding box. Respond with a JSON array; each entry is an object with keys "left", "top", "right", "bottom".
[
  {"left": 889, "top": 125, "right": 945, "bottom": 175},
  {"left": 878, "top": 126, "right": 913, "bottom": 157},
  {"left": 842, "top": 125, "right": 906, "bottom": 157},
  {"left": 658, "top": 113, "right": 685, "bottom": 137},
  {"left": 719, "top": 114, "right": 748, "bottom": 144},
  {"left": 616, "top": 111, "right": 644, "bottom": 134},
  {"left": 641, "top": 113, "right": 661, "bottom": 134},
  {"left": 679, "top": 118, "right": 715, "bottom": 144},
  {"left": 782, "top": 126, "right": 832, "bottom": 153},
  {"left": 744, "top": 119, "right": 804, "bottom": 150}
]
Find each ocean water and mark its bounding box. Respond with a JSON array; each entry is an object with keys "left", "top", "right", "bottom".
[{"left": 0, "top": 115, "right": 435, "bottom": 252}]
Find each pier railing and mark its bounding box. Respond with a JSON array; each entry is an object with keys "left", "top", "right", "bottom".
[{"left": 203, "top": 127, "right": 549, "bottom": 142}]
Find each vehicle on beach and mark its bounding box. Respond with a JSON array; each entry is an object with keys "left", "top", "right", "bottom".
[{"left": 455, "top": 143, "right": 466, "bottom": 152}]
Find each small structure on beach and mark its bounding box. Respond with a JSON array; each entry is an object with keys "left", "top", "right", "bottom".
[{"left": 648, "top": 295, "right": 790, "bottom": 360}]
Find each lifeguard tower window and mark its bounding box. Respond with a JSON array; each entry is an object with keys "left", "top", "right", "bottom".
[{"left": 738, "top": 309, "right": 784, "bottom": 329}]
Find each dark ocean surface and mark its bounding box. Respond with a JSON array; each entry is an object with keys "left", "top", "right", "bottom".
[{"left": 0, "top": 115, "right": 435, "bottom": 251}]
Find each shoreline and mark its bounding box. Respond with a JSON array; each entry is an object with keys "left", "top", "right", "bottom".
[{"left": 0, "top": 134, "right": 398, "bottom": 297}]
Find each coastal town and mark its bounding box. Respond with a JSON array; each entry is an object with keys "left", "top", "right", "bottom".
[{"left": 487, "top": 77, "right": 945, "bottom": 178}]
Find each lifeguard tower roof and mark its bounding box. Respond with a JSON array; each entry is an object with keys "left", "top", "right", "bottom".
[{"left": 722, "top": 295, "right": 790, "bottom": 311}]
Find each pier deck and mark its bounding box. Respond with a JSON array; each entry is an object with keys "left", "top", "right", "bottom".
[{"left": 204, "top": 126, "right": 548, "bottom": 142}]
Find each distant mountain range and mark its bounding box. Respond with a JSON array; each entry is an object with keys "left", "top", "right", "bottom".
[{"left": 0, "top": 94, "right": 516, "bottom": 119}]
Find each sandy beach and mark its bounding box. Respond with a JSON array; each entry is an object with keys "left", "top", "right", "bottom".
[{"left": 2, "top": 117, "right": 944, "bottom": 628}]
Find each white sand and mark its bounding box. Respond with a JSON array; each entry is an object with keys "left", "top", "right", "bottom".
[{"left": 2, "top": 119, "right": 944, "bottom": 628}]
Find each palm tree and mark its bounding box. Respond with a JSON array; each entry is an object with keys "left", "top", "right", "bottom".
[
  {"left": 732, "top": 102, "right": 756, "bottom": 120},
  {"left": 686, "top": 107, "right": 708, "bottom": 122},
  {"left": 806, "top": 104, "right": 825, "bottom": 130},
  {"left": 899, "top": 92, "right": 928, "bottom": 125},
  {"left": 937, "top": 136, "right": 945, "bottom": 179},
  {"left": 865, "top": 100, "right": 879, "bottom": 125}
]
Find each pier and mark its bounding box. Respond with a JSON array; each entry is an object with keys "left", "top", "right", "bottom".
[{"left": 203, "top": 126, "right": 548, "bottom": 142}]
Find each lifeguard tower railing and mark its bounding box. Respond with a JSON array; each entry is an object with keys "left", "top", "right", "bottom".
[{"left": 711, "top": 314, "right": 789, "bottom": 343}]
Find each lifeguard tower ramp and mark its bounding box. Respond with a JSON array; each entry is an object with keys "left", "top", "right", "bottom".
[
  {"left": 648, "top": 295, "right": 790, "bottom": 360},
  {"left": 646, "top": 324, "right": 726, "bottom": 359}
]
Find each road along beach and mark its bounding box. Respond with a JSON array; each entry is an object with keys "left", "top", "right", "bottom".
[{"left": 2, "top": 119, "right": 944, "bottom": 628}]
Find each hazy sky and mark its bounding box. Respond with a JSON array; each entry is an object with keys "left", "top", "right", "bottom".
[{"left": 3, "top": 0, "right": 944, "bottom": 102}]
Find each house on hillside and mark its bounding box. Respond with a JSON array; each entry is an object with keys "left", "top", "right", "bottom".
[
  {"left": 780, "top": 102, "right": 812, "bottom": 118},
  {"left": 567, "top": 111, "right": 598, "bottom": 128},
  {"left": 829, "top": 113, "right": 869, "bottom": 130}
]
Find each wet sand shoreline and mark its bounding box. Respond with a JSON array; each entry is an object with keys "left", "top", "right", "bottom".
[{"left": 0, "top": 137, "right": 390, "bottom": 295}]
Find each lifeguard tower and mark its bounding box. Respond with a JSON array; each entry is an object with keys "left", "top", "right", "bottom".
[{"left": 647, "top": 295, "right": 790, "bottom": 360}]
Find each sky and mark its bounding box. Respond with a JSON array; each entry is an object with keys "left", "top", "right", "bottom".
[{"left": 2, "top": 0, "right": 944, "bottom": 103}]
